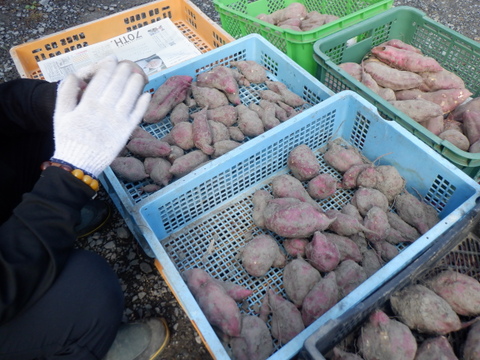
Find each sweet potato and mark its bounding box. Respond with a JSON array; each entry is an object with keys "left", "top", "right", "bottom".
[
  {"left": 324, "top": 141, "right": 365, "bottom": 173},
  {"left": 251, "top": 189, "right": 273, "bottom": 229},
  {"left": 269, "top": 2, "right": 307, "bottom": 24},
  {"left": 287, "top": 144, "right": 321, "bottom": 181},
  {"left": 301, "top": 272, "right": 338, "bottom": 327},
  {"left": 282, "top": 238, "right": 309, "bottom": 258},
  {"left": 389, "top": 99, "right": 444, "bottom": 123},
  {"left": 395, "top": 191, "right": 432, "bottom": 235},
  {"left": 363, "top": 206, "right": 390, "bottom": 242},
  {"left": 144, "top": 75, "right": 192, "bottom": 123},
  {"left": 190, "top": 82, "right": 229, "bottom": 109},
  {"left": 341, "top": 164, "right": 371, "bottom": 189},
  {"left": 240, "top": 234, "right": 286, "bottom": 277},
  {"left": 230, "top": 315, "right": 273, "bottom": 360},
  {"left": 419, "top": 68, "right": 466, "bottom": 92},
  {"left": 255, "top": 100, "right": 280, "bottom": 130},
  {"left": 307, "top": 173, "right": 339, "bottom": 200},
  {"left": 358, "top": 309, "right": 417, "bottom": 360},
  {"left": 305, "top": 231, "right": 341, "bottom": 272},
  {"left": 390, "top": 284, "right": 462, "bottom": 335},
  {"left": 439, "top": 129, "right": 470, "bottom": 151},
  {"left": 283, "top": 257, "right": 322, "bottom": 306},
  {"left": 350, "top": 187, "right": 389, "bottom": 216},
  {"left": 425, "top": 270, "right": 480, "bottom": 317},
  {"left": 356, "top": 166, "right": 381, "bottom": 189},
  {"left": 196, "top": 65, "right": 241, "bottom": 105},
  {"left": 264, "top": 198, "right": 334, "bottom": 238},
  {"left": 267, "top": 288, "right": 305, "bottom": 344},
  {"left": 301, "top": 12, "right": 338, "bottom": 31},
  {"left": 169, "top": 150, "right": 209, "bottom": 178},
  {"left": 140, "top": 184, "right": 161, "bottom": 193},
  {"left": 228, "top": 126, "right": 245, "bottom": 142},
  {"left": 212, "top": 140, "right": 241, "bottom": 158},
  {"left": 463, "top": 110, "right": 480, "bottom": 145},
  {"left": 170, "top": 121, "right": 194, "bottom": 150},
  {"left": 373, "top": 165, "right": 406, "bottom": 203},
  {"left": 236, "top": 104, "right": 265, "bottom": 137},
  {"left": 208, "top": 120, "right": 230, "bottom": 144},
  {"left": 339, "top": 62, "right": 362, "bottom": 81},
  {"left": 130, "top": 126, "right": 156, "bottom": 141},
  {"left": 335, "top": 259, "right": 367, "bottom": 297},
  {"left": 386, "top": 211, "right": 420, "bottom": 242},
  {"left": 259, "top": 89, "right": 283, "bottom": 103},
  {"left": 463, "top": 321, "right": 480, "bottom": 360},
  {"left": 206, "top": 105, "right": 238, "bottom": 127},
  {"left": 265, "top": 80, "right": 306, "bottom": 107},
  {"left": 126, "top": 137, "right": 172, "bottom": 158},
  {"left": 169, "top": 102, "right": 190, "bottom": 125},
  {"left": 215, "top": 279, "right": 253, "bottom": 302},
  {"left": 371, "top": 45, "right": 443, "bottom": 72},
  {"left": 424, "top": 115, "right": 445, "bottom": 135},
  {"left": 331, "top": 348, "right": 364, "bottom": 360},
  {"left": 415, "top": 336, "right": 458, "bottom": 360},
  {"left": 192, "top": 107, "right": 215, "bottom": 155},
  {"left": 183, "top": 268, "right": 242, "bottom": 337},
  {"left": 451, "top": 96, "right": 480, "bottom": 121},
  {"left": 326, "top": 209, "right": 370, "bottom": 238},
  {"left": 395, "top": 88, "right": 472, "bottom": 114},
  {"left": 363, "top": 59, "right": 424, "bottom": 90},
  {"left": 230, "top": 60, "right": 268, "bottom": 84},
  {"left": 361, "top": 248, "right": 384, "bottom": 277},
  {"left": 261, "top": 100, "right": 288, "bottom": 121},
  {"left": 271, "top": 174, "right": 320, "bottom": 209},
  {"left": 372, "top": 240, "right": 399, "bottom": 261},
  {"left": 147, "top": 157, "right": 172, "bottom": 186},
  {"left": 341, "top": 203, "right": 363, "bottom": 223},
  {"left": 111, "top": 156, "right": 149, "bottom": 182},
  {"left": 324, "top": 232, "right": 362, "bottom": 263},
  {"left": 379, "top": 39, "right": 422, "bottom": 54}
]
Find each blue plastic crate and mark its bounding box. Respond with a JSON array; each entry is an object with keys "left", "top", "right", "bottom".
[
  {"left": 100, "top": 34, "right": 333, "bottom": 255},
  {"left": 106, "top": 90, "right": 480, "bottom": 360}
]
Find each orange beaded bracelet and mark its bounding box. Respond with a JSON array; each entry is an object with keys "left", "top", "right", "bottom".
[{"left": 40, "top": 161, "right": 100, "bottom": 192}]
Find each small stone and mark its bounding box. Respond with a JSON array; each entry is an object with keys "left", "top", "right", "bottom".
[
  {"left": 140, "top": 262, "right": 153, "bottom": 274},
  {"left": 104, "top": 241, "right": 115, "bottom": 249}
]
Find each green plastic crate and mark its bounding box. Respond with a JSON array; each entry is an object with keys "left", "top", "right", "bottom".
[
  {"left": 213, "top": 0, "right": 394, "bottom": 75},
  {"left": 313, "top": 6, "right": 480, "bottom": 180}
]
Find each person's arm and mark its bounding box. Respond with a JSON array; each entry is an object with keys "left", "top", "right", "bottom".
[{"left": 0, "top": 167, "right": 94, "bottom": 324}]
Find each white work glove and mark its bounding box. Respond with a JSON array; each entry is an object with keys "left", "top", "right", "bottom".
[{"left": 51, "top": 58, "right": 151, "bottom": 178}]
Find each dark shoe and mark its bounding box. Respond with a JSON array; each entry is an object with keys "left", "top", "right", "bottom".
[
  {"left": 75, "top": 198, "right": 111, "bottom": 238},
  {"left": 103, "top": 318, "right": 170, "bottom": 360}
]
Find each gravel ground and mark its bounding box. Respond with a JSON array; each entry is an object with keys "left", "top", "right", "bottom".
[{"left": 0, "top": 1, "right": 478, "bottom": 359}]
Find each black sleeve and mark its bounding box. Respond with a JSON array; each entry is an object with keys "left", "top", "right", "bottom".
[
  {"left": 0, "top": 78, "right": 58, "bottom": 136},
  {"left": 0, "top": 166, "right": 95, "bottom": 325}
]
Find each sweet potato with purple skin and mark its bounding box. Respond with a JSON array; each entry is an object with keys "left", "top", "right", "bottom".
[
  {"left": 215, "top": 280, "right": 253, "bottom": 302},
  {"left": 390, "top": 284, "right": 462, "bottom": 335},
  {"left": 341, "top": 203, "right": 363, "bottom": 223},
  {"left": 169, "top": 150, "right": 209, "bottom": 178},
  {"left": 206, "top": 105, "right": 238, "bottom": 127},
  {"left": 236, "top": 104, "right": 265, "bottom": 137},
  {"left": 363, "top": 206, "right": 390, "bottom": 243},
  {"left": 356, "top": 166, "right": 381, "bottom": 189},
  {"left": 358, "top": 309, "right": 417, "bottom": 360},
  {"left": 169, "top": 102, "right": 190, "bottom": 125},
  {"left": 170, "top": 121, "right": 194, "bottom": 150},
  {"left": 240, "top": 234, "right": 286, "bottom": 277},
  {"left": 229, "top": 126, "right": 245, "bottom": 142},
  {"left": 419, "top": 68, "right": 466, "bottom": 92},
  {"left": 362, "top": 248, "right": 384, "bottom": 277},
  {"left": 305, "top": 231, "right": 341, "bottom": 272},
  {"left": 147, "top": 157, "right": 172, "bottom": 186},
  {"left": 301, "top": 272, "right": 338, "bottom": 327},
  {"left": 130, "top": 126, "right": 156, "bottom": 141},
  {"left": 425, "top": 270, "right": 480, "bottom": 316},
  {"left": 283, "top": 257, "right": 322, "bottom": 306},
  {"left": 463, "top": 321, "right": 480, "bottom": 360},
  {"left": 415, "top": 336, "right": 458, "bottom": 360},
  {"left": 276, "top": 101, "right": 298, "bottom": 119},
  {"left": 230, "top": 60, "right": 268, "bottom": 84},
  {"left": 379, "top": 39, "right": 422, "bottom": 54},
  {"left": 111, "top": 156, "right": 149, "bottom": 182},
  {"left": 212, "top": 140, "right": 241, "bottom": 158},
  {"left": 386, "top": 212, "right": 420, "bottom": 242},
  {"left": 144, "top": 75, "right": 192, "bottom": 123},
  {"left": 327, "top": 209, "right": 368, "bottom": 237},
  {"left": 283, "top": 238, "right": 309, "bottom": 257},
  {"left": 395, "top": 191, "right": 431, "bottom": 234},
  {"left": 287, "top": 144, "right": 321, "bottom": 181},
  {"left": 324, "top": 141, "right": 365, "bottom": 173},
  {"left": 269, "top": 2, "right": 307, "bottom": 24},
  {"left": 167, "top": 145, "right": 184, "bottom": 164},
  {"left": 424, "top": 115, "right": 445, "bottom": 135},
  {"left": 439, "top": 129, "right": 470, "bottom": 151},
  {"left": 335, "top": 259, "right": 367, "bottom": 297},
  {"left": 463, "top": 110, "right": 480, "bottom": 144},
  {"left": 373, "top": 240, "right": 399, "bottom": 261},
  {"left": 324, "top": 232, "right": 363, "bottom": 263},
  {"left": 183, "top": 268, "right": 242, "bottom": 337},
  {"left": 258, "top": 100, "right": 281, "bottom": 130},
  {"left": 265, "top": 80, "right": 306, "bottom": 107},
  {"left": 451, "top": 96, "right": 480, "bottom": 121},
  {"left": 308, "top": 173, "right": 339, "bottom": 199},
  {"left": 196, "top": 65, "right": 240, "bottom": 102},
  {"left": 373, "top": 165, "right": 406, "bottom": 203},
  {"left": 301, "top": 12, "right": 338, "bottom": 31},
  {"left": 389, "top": 99, "right": 444, "bottom": 123},
  {"left": 271, "top": 174, "right": 320, "bottom": 209},
  {"left": 267, "top": 288, "right": 305, "bottom": 344},
  {"left": 350, "top": 187, "right": 389, "bottom": 216},
  {"left": 126, "top": 137, "right": 172, "bottom": 158},
  {"left": 264, "top": 198, "right": 334, "bottom": 238},
  {"left": 395, "top": 88, "right": 472, "bottom": 114},
  {"left": 190, "top": 82, "right": 229, "bottom": 109},
  {"left": 363, "top": 60, "right": 423, "bottom": 91},
  {"left": 339, "top": 62, "right": 362, "bottom": 81},
  {"left": 230, "top": 315, "right": 273, "bottom": 360},
  {"left": 208, "top": 120, "right": 230, "bottom": 144},
  {"left": 371, "top": 45, "right": 443, "bottom": 72},
  {"left": 341, "top": 164, "right": 371, "bottom": 189},
  {"left": 191, "top": 107, "right": 215, "bottom": 155},
  {"left": 252, "top": 189, "right": 273, "bottom": 229}
]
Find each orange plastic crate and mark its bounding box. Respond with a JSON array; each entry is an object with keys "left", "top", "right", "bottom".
[{"left": 10, "top": 0, "right": 234, "bottom": 79}]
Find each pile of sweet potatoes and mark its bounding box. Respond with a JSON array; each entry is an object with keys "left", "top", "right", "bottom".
[
  {"left": 110, "top": 60, "right": 310, "bottom": 192},
  {"left": 325, "top": 269, "right": 480, "bottom": 360},
  {"left": 256, "top": 2, "right": 339, "bottom": 32},
  {"left": 339, "top": 39, "right": 480, "bottom": 153}
]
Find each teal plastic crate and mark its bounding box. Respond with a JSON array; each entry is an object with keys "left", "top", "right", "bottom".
[
  {"left": 213, "top": 0, "right": 394, "bottom": 75},
  {"left": 100, "top": 34, "right": 333, "bottom": 256},
  {"left": 313, "top": 6, "right": 480, "bottom": 179},
  {"left": 104, "top": 90, "right": 480, "bottom": 360}
]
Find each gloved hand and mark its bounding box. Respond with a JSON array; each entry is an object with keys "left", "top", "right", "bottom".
[{"left": 51, "top": 58, "right": 151, "bottom": 178}]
